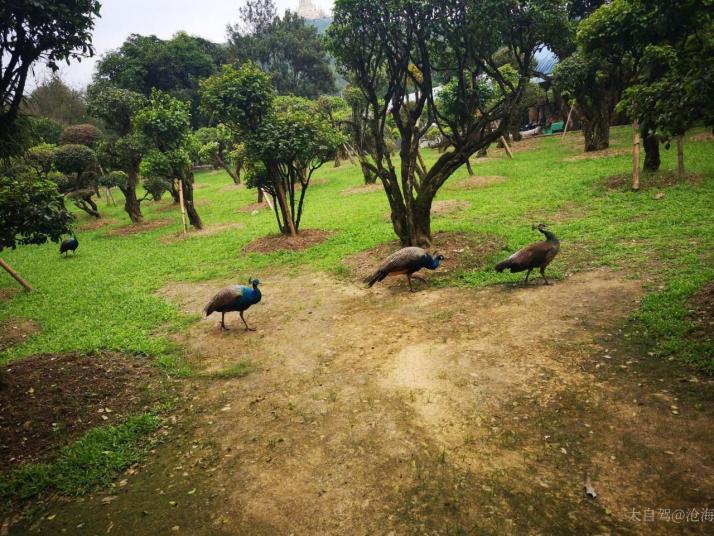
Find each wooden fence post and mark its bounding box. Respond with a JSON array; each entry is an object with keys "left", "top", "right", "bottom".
[
  {"left": 562, "top": 102, "right": 576, "bottom": 140},
  {"left": 500, "top": 136, "right": 514, "bottom": 159},
  {"left": 632, "top": 119, "right": 641, "bottom": 191},
  {"left": 0, "top": 258, "right": 33, "bottom": 292},
  {"left": 178, "top": 180, "right": 188, "bottom": 234}
]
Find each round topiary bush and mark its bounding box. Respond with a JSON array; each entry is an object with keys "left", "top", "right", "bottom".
[{"left": 59, "top": 123, "right": 103, "bottom": 148}]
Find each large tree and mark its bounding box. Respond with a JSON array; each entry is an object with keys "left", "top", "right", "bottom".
[
  {"left": 329, "top": 0, "right": 566, "bottom": 247},
  {"left": 94, "top": 32, "right": 222, "bottom": 127},
  {"left": 227, "top": 8, "right": 335, "bottom": 98},
  {"left": 87, "top": 84, "right": 147, "bottom": 223},
  {"left": 200, "top": 63, "right": 343, "bottom": 236},
  {"left": 134, "top": 89, "right": 203, "bottom": 229},
  {"left": 0, "top": 0, "right": 101, "bottom": 158},
  {"left": 24, "top": 75, "right": 88, "bottom": 125}
]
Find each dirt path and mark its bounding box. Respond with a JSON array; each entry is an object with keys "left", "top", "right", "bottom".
[{"left": 11, "top": 269, "right": 714, "bottom": 535}]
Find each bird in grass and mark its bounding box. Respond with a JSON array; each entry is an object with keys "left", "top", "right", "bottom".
[
  {"left": 366, "top": 247, "right": 445, "bottom": 292},
  {"left": 495, "top": 223, "right": 560, "bottom": 285},
  {"left": 204, "top": 278, "right": 262, "bottom": 331},
  {"left": 59, "top": 234, "right": 79, "bottom": 256}
]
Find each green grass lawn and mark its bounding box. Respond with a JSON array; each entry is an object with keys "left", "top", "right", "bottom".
[{"left": 1, "top": 125, "right": 713, "bottom": 372}]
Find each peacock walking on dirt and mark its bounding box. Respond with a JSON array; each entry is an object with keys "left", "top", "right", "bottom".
[
  {"left": 204, "top": 278, "right": 262, "bottom": 331},
  {"left": 366, "top": 247, "right": 445, "bottom": 292},
  {"left": 495, "top": 224, "right": 560, "bottom": 285},
  {"left": 59, "top": 234, "right": 79, "bottom": 256}
]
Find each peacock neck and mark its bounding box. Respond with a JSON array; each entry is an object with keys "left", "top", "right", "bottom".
[
  {"left": 427, "top": 256, "right": 441, "bottom": 270},
  {"left": 540, "top": 229, "right": 558, "bottom": 243}
]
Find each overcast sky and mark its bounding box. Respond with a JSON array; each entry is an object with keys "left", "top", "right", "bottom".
[{"left": 30, "top": 0, "right": 333, "bottom": 91}]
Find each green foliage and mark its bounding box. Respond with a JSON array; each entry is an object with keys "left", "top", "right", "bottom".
[
  {"left": 133, "top": 89, "right": 192, "bottom": 152},
  {"left": 25, "top": 144, "right": 57, "bottom": 176},
  {"left": 227, "top": 10, "right": 335, "bottom": 98},
  {"left": 100, "top": 170, "right": 128, "bottom": 189},
  {"left": 199, "top": 63, "right": 274, "bottom": 134},
  {"left": 0, "top": 0, "right": 101, "bottom": 145},
  {"left": 59, "top": 123, "right": 103, "bottom": 148},
  {"left": 53, "top": 144, "right": 96, "bottom": 177},
  {"left": 26, "top": 116, "right": 64, "bottom": 146},
  {"left": 142, "top": 176, "right": 172, "bottom": 201},
  {"left": 24, "top": 76, "right": 88, "bottom": 125},
  {"left": 0, "top": 172, "right": 73, "bottom": 251},
  {"left": 0, "top": 414, "right": 160, "bottom": 500},
  {"left": 87, "top": 85, "right": 147, "bottom": 136}
]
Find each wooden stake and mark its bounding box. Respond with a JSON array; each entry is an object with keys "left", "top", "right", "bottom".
[
  {"left": 0, "top": 258, "right": 33, "bottom": 292},
  {"left": 500, "top": 136, "right": 514, "bottom": 159},
  {"left": 178, "top": 179, "right": 188, "bottom": 234},
  {"left": 676, "top": 136, "right": 685, "bottom": 180},
  {"left": 261, "top": 189, "right": 274, "bottom": 210},
  {"left": 562, "top": 102, "right": 575, "bottom": 140},
  {"left": 632, "top": 119, "right": 641, "bottom": 191}
]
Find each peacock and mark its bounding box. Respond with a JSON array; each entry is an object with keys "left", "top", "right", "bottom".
[
  {"left": 59, "top": 234, "right": 79, "bottom": 256},
  {"left": 204, "top": 278, "right": 262, "bottom": 331},
  {"left": 495, "top": 223, "right": 560, "bottom": 285},
  {"left": 366, "top": 247, "right": 445, "bottom": 292}
]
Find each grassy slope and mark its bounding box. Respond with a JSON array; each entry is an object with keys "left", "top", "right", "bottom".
[{"left": 1, "top": 126, "right": 713, "bottom": 370}]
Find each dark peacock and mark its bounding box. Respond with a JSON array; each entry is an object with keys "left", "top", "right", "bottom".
[
  {"left": 204, "top": 278, "right": 262, "bottom": 331},
  {"left": 495, "top": 224, "right": 560, "bottom": 285},
  {"left": 366, "top": 247, "right": 445, "bottom": 292},
  {"left": 59, "top": 234, "right": 79, "bottom": 256}
]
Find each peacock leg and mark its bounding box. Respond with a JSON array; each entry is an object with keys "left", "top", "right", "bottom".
[
  {"left": 406, "top": 274, "right": 415, "bottom": 292},
  {"left": 220, "top": 312, "right": 230, "bottom": 331},
  {"left": 240, "top": 311, "right": 256, "bottom": 331},
  {"left": 412, "top": 274, "right": 427, "bottom": 283},
  {"left": 523, "top": 268, "right": 532, "bottom": 285},
  {"left": 540, "top": 267, "right": 550, "bottom": 285}
]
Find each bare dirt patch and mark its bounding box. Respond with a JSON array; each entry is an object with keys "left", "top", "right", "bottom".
[
  {"left": 219, "top": 183, "right": 244, "bottom": 193},
  {"left": 446, "top": 175, "right": 507, "bottom": 191},
  {"left": 237, "top": 201, "right": 269, "bottom": 213},
  {"left": 689, "top": 280, "right": 714, "bottom": 343},
  {"left": 22, "top": 269, "right": 714, "bottom": 534},
  {"left": 155, "top": 201, "right": 180, "bottom": 212},
  {"left": 340, "top": 183, "right": 382, "bottom": 195},
  {"left": 603, "top": 171, "right": 704, "bottom": 190},
  {"left": 106, "top": 219, "right": 174, "bottom": 237},
  {"left": 76, "top": 218, "right": 119, "bottom": 231},
  {"left": 689, "top": 132, "right": 714, "bottom": 142},
  {"left": 0, "top": 318, "right": 40, "bottom": 351},
  {"left": 431, "top": 199, "right": 471, "bottom": 216},
  {"left": 159, "top": 223, "right": 245, "bottom": 244},
  {"left": 344, "top": 231, "right": 503, "bottom": 284},
  {"left": 0, "top": 287, "right": 19, "bottom": 303},
  {"left": 564, "top": 147, "right": 629, "bottom": 161},
  {"left": 0, "top": 352, "right": 162, "bottom": 471},
  {"left": 243, "top": 229, "right": 332, "bottom": 253}
]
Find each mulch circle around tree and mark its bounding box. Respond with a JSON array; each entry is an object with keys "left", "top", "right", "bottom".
[
  {"left": 340, "top": 183, "right": 382, "bottom": 195},
  {"left": 237, "top": 201, "right": 270, "bottom": 213},
  {"left": 343, "top": 231, "right": 504, "bottom": 283},
  {"left": 602, "top": 172, "right": 704, "bottom": 191},
  {"left": 446, "top": 175, "right": 507, "bottom": 191},
  {"left": 0, "top": 287, "right": 19, "bottom": 303},
  {"left": 0, "top": 318, "right": 40, "bottom": 352},
  {"left": 159, "top": 223, "right": 246, "bottom": 244},
  {"left": 689, "top": 280, "right": 714, "bottom": 344},
  {"left": 106, "top": 219, "right": 174, "bottom": 237},
  {"left": 76, "top": 218, "right": 119, "bottom": 231},
  {"left": 243, "top": 229, "right": 333, "bottom": 254},
  {"left": 0, "top": 352, "right": 163, "bottom": 472},
  {"left": 431, "top": 200, "right": 471, "bottom": 216}
]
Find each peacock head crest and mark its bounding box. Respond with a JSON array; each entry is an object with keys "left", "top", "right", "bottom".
[
  {"left": 432, "top": 251, "right": 445, "bottom": 261},
  {"left": 249, "top": 278, "right": 261, "bottom": 287}
]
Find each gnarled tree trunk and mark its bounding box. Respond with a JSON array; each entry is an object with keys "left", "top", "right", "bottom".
[
  {"left": 582, "top": 102, "right": 610, "bottom": 152},
  {"left": 121, "top": 169, "right": 144, "bottom": 224},
  {"left": 181, "top": 173, "right": 202, "bottom": 230}
]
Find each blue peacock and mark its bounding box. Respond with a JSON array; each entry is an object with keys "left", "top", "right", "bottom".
[
  {"left": 59, "top": 234, "right": 79, "bottom": 256},
  {"left": 365, "top": 247, "right": 445, "bottom": 292},
  {"left": 204, "top": 278, "right": 262, "bottom": 331}
]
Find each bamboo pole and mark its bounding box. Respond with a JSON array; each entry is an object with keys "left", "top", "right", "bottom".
[
  {"left": 562, "top": 102, "right": 575, "bottom": 140},
  {"left": 500, "top": 136, "right": 514, "bottom": 159},
  {"left": 178, "top": 179, "right": 188, "bottom": 234},
  {"left": 0, "top": 258, "right": 33, "bottom": 292},
  {"left": 261, "top": 189, "right": 274, "bottom": 210},
  {"left": 677, "top": 136, "right": 685, "bottom": 180},
  {"left": 632, "top": 119, "right": 641, "bottom": 191}
]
